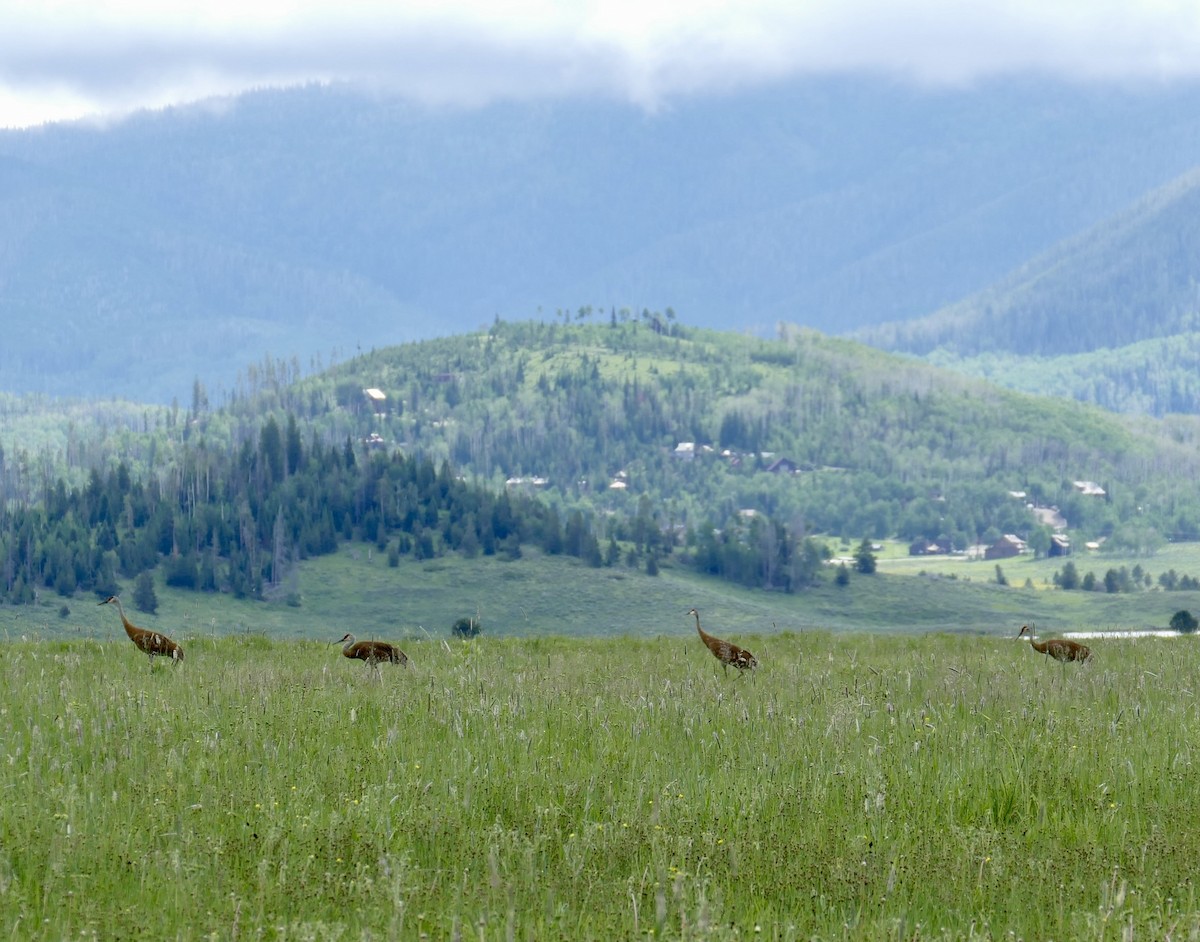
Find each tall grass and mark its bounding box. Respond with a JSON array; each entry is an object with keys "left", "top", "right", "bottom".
[{"left": 2, "top": 632, "right": 1198, "bottom": 939}]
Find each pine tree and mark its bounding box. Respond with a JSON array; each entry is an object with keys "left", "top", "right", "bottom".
[{"left": 133, "top": 571, "right": 158, "bottom": 614}]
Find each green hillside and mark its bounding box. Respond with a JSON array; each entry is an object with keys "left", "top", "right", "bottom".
[
  {"left": 859, "top": 165, "right": 1200, "bottom": 417},
  {"left": 862, "top": 165, "right": 1200, "bottom": 360},
  {"left": 7, "top": 319, "right": 1200, "bottom": 635},
  {"left": 918, "top": 331, "right": 1200, "bottom": 417},
  {"left": 266, "top": 318, "right": 1200, "bottom": 546}
]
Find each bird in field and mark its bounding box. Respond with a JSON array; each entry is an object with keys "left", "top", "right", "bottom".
[
  {"left": 1017, "top": 624, "right": 1091, "bottom": 663},
  {"left": 334, "top": 633, "right": 408, "bottom": 677},
  {"left": 688, "top": 608, "right": 757, "bottom": 676},
  {"left": 98, "top": 595, "right": 184, "bottom": 666}
]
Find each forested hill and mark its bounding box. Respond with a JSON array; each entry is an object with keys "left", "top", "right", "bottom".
[
  {"left": 6, "top": 318, "right": 1200, "bottom": 608},
  {"left": 5, "top": 79, "right": 1200, "bottom": 401},
  {"left": 232, "top": 318, "right": 1200, "bottom": 549},
  {"left": 861, "top": 165, "right": 1200, "bottom": 359}
]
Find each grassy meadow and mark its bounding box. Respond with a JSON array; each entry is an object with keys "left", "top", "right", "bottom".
[
  {"left": 2, "top": 629, "right": 1199, "bottom": 940},
  {"left": 7, "top": 540, "right": 1200, "bottom": 647}
]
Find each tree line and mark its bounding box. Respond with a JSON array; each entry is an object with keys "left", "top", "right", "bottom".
[
  {"left": 0, "top": 412, "right": 837, "bottom": 607},
  {"left": 8, "top": 317, "right": 1200, "bottom": 609}
]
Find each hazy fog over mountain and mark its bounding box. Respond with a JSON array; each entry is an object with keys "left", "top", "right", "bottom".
[{"left": 2, "top": 3, "right": 1200, "bottom": 403}]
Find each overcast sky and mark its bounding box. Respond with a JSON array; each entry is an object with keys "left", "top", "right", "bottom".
[{"left": 3, "top": 0, "right": 1200, "bottom": 128}]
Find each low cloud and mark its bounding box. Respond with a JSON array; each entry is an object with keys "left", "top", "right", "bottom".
[{"left": 3, "top": 0, "right": 1200, "bottom": 127}]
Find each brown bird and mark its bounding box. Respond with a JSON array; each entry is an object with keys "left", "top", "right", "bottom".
[
  {"left": 98, "top": 595, "right": 184, "bottom": 665},
  {"left": 1018, "top": 624, "right": 1091, "bottom": 663},
  {"left": 688, "top": 608, "right": 757, "bottom": 675},
  {"left": 335, "top": 633, "right": 408, "bottom": 676}
]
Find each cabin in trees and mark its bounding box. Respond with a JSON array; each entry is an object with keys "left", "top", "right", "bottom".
[
  {"left": 909, "top": 537, "right": 951, "bottom": 556},
  {"left": 1048, "top": 534, "right": 1072, "bottom": 557},
  {"left": 506, "top": 476, "right": 548, "bottom": 490},
  {"left": 985, "top": 534, "right": 1027, "bottom": 560},
  {"left": 765, "top": 457, "right": 800, "bottom": 474},
  {"left": 363, "top": 387, "right": 388, "bottom": 415}
]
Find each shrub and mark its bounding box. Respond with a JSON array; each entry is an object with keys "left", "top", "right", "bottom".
[
  {"left": 452, "top": 616, "right": 482, "bottom": 638},
  {"left": 1169, "top": 610, "right": 1198, "bottom": 634}
]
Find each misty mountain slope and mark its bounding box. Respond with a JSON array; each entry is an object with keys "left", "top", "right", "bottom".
[
  {"left": 861, "top": 165, "right": 1200, "bottom": 359},
  {"left": 918, "top": 332, "right": 1200, "bottom": 417},
  {"left": 4, "top": 79, "right": 1200, "bottom": 401}
]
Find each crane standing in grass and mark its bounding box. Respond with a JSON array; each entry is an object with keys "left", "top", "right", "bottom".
[
  {"left": 688, "top": 608, "right": 757, "bottom": 676},
  {"left": 98, "top": 595, "right": 184, "bottom": 665},
  {"left": 334, "top": 633, "right": 408, "bottom": 678},
  {"left": 1018, "top": 624, "right": 1092, "bottom": 663}
]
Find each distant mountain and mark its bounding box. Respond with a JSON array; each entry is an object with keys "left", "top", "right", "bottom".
[
  {"left": 860, "top": 165, "right": 1200, "bottom": 358},
  {"left": 858, "top": 166, "right": 1200, "bottom": 415},
  {"left": 911, "top": 332, "right": 1200, "bottom": 418},
  {"left": 4, "top": 79, "right": 1200, "bottom": 401}
]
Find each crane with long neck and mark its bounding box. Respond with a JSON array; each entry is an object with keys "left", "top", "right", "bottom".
[
  {"left": 688, "top": 608, "right": 757, "bottom": 676},
  {"left": 1018, "top": 624, "right": 1091, "bottom": 663},
  {"left": 335, "top": 633, "right": 408, "bottom": 678},
  {"left": 99, "top": 595, "right": 184, "bottom": 665}
]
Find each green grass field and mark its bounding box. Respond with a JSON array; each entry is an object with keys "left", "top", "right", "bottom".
[
  {"left": 2, "top": 630, "right": 1198, "bottom": 940},
  {"left": 6, "top": 541, "right": 1200, "bottom": 647}
]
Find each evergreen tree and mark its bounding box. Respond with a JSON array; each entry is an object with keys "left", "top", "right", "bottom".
[
  {"left": 133, "top": 571, "right": 158, "bottom": 614},
  {"left": 854, "top": 538, "right": 877, "bottom": 575}
]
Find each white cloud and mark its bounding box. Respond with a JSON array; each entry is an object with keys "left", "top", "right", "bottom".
[{"left": 2, "top": 0, "right": 1200, "bottom": 128}]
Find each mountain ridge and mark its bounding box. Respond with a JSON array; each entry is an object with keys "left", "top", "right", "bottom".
[
  {"left": 5, "top": 79, "right": 1200, "bottom": 401},
  {"left": 860, "top": 164, "right": 1200, "bottom": 359}
]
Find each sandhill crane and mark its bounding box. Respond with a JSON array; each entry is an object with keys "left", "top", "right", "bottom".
[
  {"left": 1018, "top": 624, "right": 1091, "bottom": 663},
  {"left": 335, "top": 633, "right": 408, "bottom": 678},
  {"left": 688, "top": 608, "right": 757, "bottom": 676},
  {"left": 98, "top": 595, "right": 184, "bottom": 665}
]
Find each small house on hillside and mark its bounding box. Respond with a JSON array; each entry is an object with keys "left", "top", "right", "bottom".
[
  {"left": 766, "top": 457, "right": 800, "bottom": 474},
  {"left": 363, "top": 387, "right": 388, "bottom": 415},
  {"left": 985, "top": 534, "right": 1027, "bottom": 560},
  {"left": 1048, "top": 534, "right": 1071, "bottom": 557}
]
